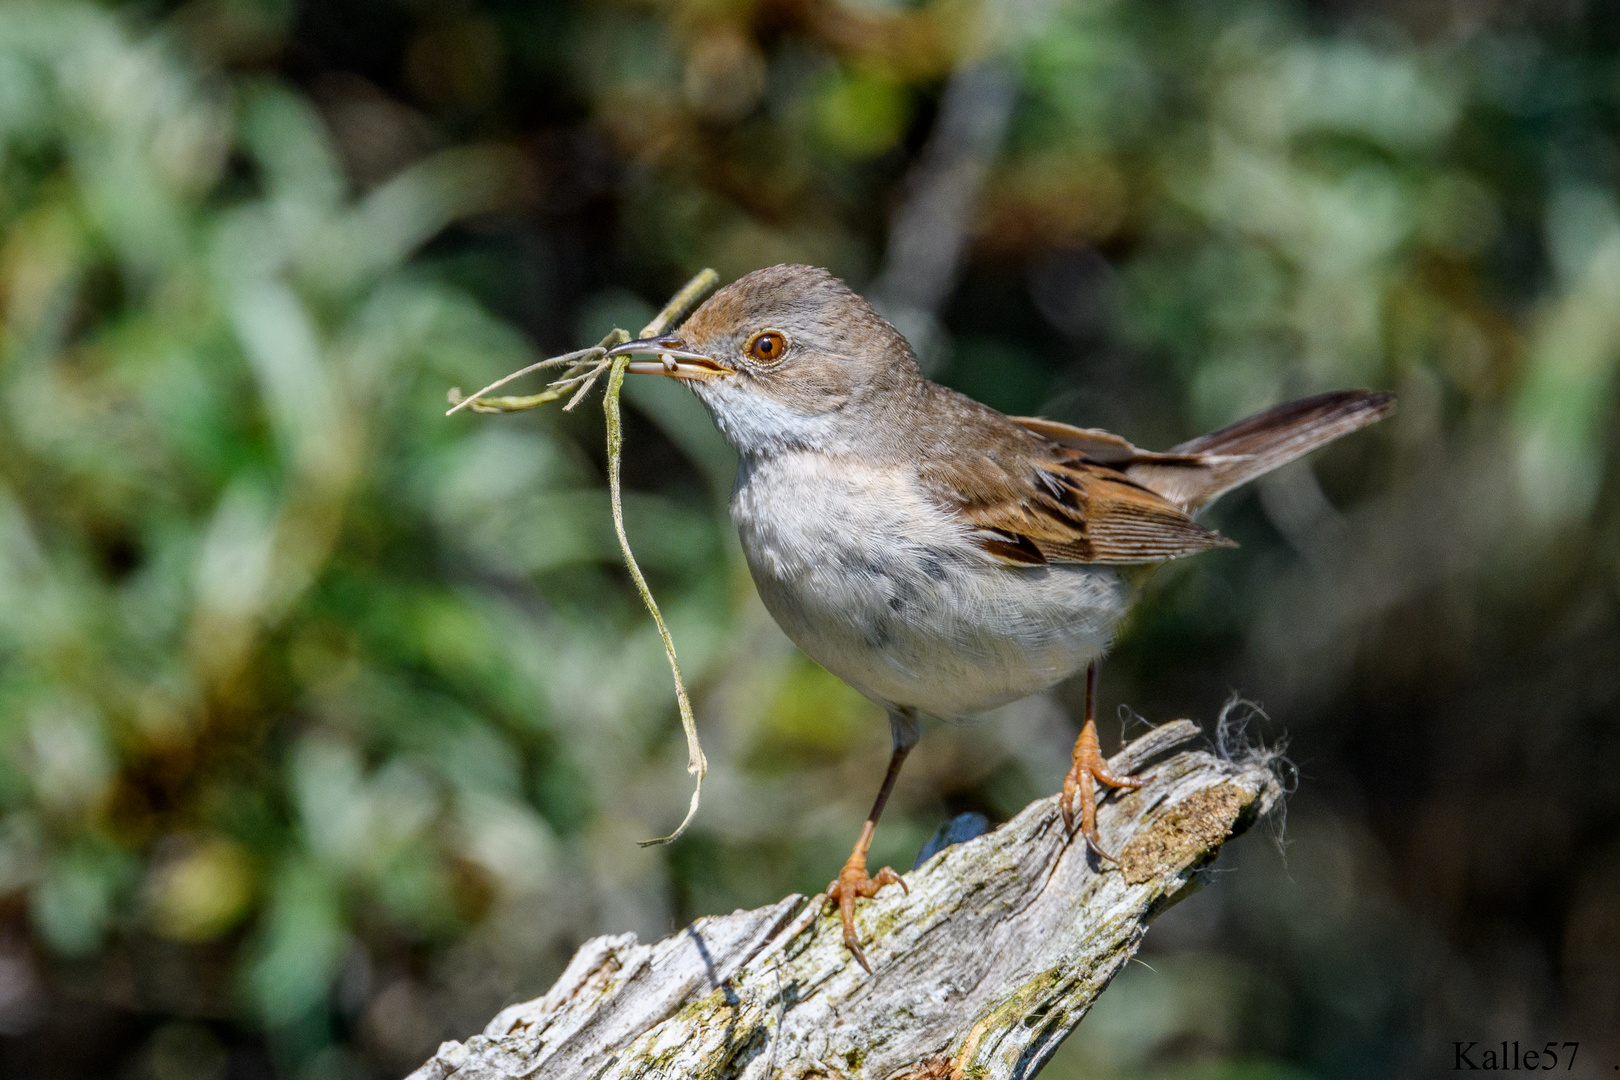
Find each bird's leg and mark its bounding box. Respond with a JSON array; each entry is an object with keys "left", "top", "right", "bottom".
[
  {"left": 825, "top": 710, "right": 917, "bottom": 973},
  {"left": 1061, "top": 660, "right": 1144, "bottom": 863}
]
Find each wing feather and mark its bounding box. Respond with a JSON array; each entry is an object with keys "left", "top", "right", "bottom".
[
  {"left": 1008, "top": 416, "right": 1212, "bottom": 466},
  {"left": 920, "top": 446, "right": 1234, "bottom": 567},
  {"left": 915, "top": 388, "right": 1388, "bottom": 562}
]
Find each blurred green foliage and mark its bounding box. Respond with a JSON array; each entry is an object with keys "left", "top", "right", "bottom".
[
  {"left": 0, "top": 0, "right": 1617, "bottom": 1078},
  {"left": 0, "top": 4, "right": 731, "bottom": 1069}
]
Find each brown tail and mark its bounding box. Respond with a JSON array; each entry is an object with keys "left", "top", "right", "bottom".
[{"left": 1125, "top": 390, "right": 1395, "bottom": 512}]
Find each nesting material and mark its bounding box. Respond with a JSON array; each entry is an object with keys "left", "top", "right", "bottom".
[{"left": 446, "top": 269, "right": 721, "bottom": 845}]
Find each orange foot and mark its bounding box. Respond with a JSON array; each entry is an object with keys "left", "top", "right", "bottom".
[
  {"left": 824, "top": 833, "right": 907, "bottom": 973},
  {"left": 1061, "top": 717, "right": 1144, "bottom": 863}
]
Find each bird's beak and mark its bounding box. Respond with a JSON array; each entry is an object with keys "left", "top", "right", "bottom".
[{"left": 605, "top": 334, "right": 729, "bottom": 381}]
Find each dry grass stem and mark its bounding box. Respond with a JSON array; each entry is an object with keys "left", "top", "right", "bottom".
[{"left": 445, "top": 347, "right": 605, "bottom": 415}]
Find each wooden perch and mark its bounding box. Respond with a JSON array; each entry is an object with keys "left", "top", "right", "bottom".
[{"left": 408, "top": 720, "right": 1283, "bottom": 1080}]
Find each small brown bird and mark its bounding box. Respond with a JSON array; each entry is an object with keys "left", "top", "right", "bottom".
[{"left": 607, "top": 264, "right": 1393, "bottom": 971}]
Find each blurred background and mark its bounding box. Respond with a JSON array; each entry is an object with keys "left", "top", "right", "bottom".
[{"left": 0, "top": 0, "right": 1617, "bottom": 1077}]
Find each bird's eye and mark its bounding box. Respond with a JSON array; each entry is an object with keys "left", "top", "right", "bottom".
[{"left": 746, "top": 331, "right": 786, "bottom": 364}]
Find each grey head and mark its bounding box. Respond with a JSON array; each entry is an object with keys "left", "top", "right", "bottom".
[{"left": 609, "top": 264, "right": 925, "bottom": 456}]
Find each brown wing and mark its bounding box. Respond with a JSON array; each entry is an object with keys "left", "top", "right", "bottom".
[
  {"left": 925, "top": 391, "right": 1391, "bottom": 562},
  {"left": 1015, "top": 391, "right": 1393, "bottom": 512},
  {"left": 919, "top": 443, "right": 1236, "bottom": 567}
]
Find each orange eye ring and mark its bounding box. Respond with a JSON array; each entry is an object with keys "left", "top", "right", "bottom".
[{"left": 746, "top": 331, "right": 786, "bottom": 364}]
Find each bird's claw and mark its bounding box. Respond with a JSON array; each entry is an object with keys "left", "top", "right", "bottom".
[
  {"left": 824, "top": 860, "right": 907, "bottom": 974},
  {"left": 1060, "top": 718, "right": 1144, "bottom": 864}
]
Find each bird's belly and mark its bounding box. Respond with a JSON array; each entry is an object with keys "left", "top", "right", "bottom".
[{"left": 732, "top": 454, "right": 1132, "bottom": 718}]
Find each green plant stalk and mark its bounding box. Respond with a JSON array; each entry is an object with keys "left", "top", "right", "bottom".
[
  {"left": 604, "top": 352, "right": 704, "bottom": 847},
  {"left": 449, "top": 268, "right": 720, "bottom": 845},
  {"left": 617, "top": 268, "right": 719, "bottom": 846}
]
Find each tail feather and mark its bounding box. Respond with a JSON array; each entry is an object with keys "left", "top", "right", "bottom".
[{"left": 1125, "top": 390, "right": 1395, "bottom": 511}]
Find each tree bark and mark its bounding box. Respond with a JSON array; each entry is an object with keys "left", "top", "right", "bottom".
[{"left": 407, "top": 720, "right": 1283, "bottom": 1080}]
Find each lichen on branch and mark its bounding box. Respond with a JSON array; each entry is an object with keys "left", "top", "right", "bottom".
[{"left": 408, "top": 720, "right": 1284, "bottom": 1080}]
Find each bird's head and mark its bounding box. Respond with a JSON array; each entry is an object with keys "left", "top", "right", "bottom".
[{"left": 607, "top": 264, "right": 921, "bottom": 455}]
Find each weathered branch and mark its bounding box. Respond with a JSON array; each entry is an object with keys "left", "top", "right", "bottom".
[{"left": 408, "top": 720, "right": 1283, "bottom": 1080}]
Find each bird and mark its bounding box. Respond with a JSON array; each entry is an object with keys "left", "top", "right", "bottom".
[{"left": 604, "top": 263, "right": 1394, "bottom": 972}]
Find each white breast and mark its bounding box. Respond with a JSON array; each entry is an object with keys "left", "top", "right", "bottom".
[{"left": 731, "top": 452, "right": 1132, "bottom": 718}]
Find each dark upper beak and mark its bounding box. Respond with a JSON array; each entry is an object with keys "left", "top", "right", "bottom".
[{"left": 605, "top": 334, "right": 729, "bottom": 381}]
